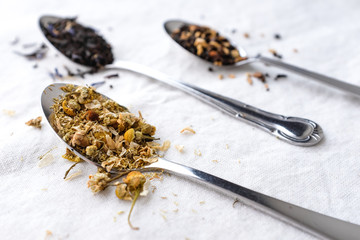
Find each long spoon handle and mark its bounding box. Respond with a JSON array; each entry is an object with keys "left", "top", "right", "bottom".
[
  {"left": 108, "top": 60, "right": 323, "bottom": 146},
  {"left": 146, "top": 158, "right": 360, "bottom": 240},
  {"left": 257, "top": 56, "right": 360, "bottom": 96}
]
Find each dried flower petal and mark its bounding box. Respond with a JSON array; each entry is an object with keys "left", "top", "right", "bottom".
[{"left": 25, "top": 116, "right": 42, "bottom": 129}]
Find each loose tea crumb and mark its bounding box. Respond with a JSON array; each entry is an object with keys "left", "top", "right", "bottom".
[
  {"left": 194, "top": 149, "right": 202, "bottom": 156},
  {"left": 104, "top": 73, "right": 119, "bottom": 79},
  {"left": 264, "top": 83, "right": 270, "bottom": 91},
  {"left": 25, "top": 116, "right": 42, "bottom": 129},
  {"left": 252, "top": 72, "right": 266, "bottom": 83},
  {"left": 228, "top": 74, "right": 236, "bottom": 79},
  {"left": 44, "top": 230, "right": 53, "bottom": 240},
  {"left": 180, "top": 126, "right": 196, "bottom": 134},
  {"left": 233, "top": 198, "right": 240, "bottom": 208},
  {"left": 41, "top": 17, "right": 113, "bottom": 68},
  {"left": 208, "top": 67, "right": 214, "bottom": 72},
  {"left": 3, "top": 109, "right": 15, "bottom": 116},
  {"left": 243, "top": 33, "right": 250, "bottom": 38},
  {"left": 246, "top": 73, "right": 253, "bottom": 85},
  {"left": 274, "top": 74, "right": 288, "bottom": 80},
  {"left": 175, "top": 144, "right": 184, "bottom": 152},
  {"left": 160, "top": 213, "right": 167, "bottom": 221},
  {"left": 274, "top": 33, "right": 282, "bottom": 40},
  {"left": 268, "top": 49, "right": 282, "bottom": 59},
  {"left": 14, "top": 43, "right": 48, "bottom": 60},
  {"left": 218, "top": 74, "right": 224, "bottom": 80},
  {"left": 171, "top": 24, "right": 247, "bottom": 66}
]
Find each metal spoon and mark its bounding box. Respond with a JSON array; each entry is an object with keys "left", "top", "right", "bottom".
[
  {"left": 39, "top": 15, "right": 323, "bottom": 146},
  {"left": 41, "top": 83, "right": 359, "bottom": 240},
  {"left": 164, "top": 20, "right": 360, "bottom": 97}
]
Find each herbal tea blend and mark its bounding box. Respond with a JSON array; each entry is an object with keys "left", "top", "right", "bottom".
[
  {"left": 41, "top": 17, "right": 114, "bottom": 68},
  {"left": 50, "top": 84, "right": 165, "bottom": 229},
  {"left": 171, "top": 24, "right": 247, "bottom": 66},
  {"left": 50, "top": 84, "right": 159, "bottom": 173}
]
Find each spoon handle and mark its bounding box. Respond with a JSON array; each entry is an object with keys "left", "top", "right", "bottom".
[
  {"left": 257, "top": 56, "right": 360, "bottom": 96},
  {"left": 146, "top": 158, "right": 360, "bottom": 240},
  {"left": 109, "top": 60, "right": 322, "bottom": 146}
]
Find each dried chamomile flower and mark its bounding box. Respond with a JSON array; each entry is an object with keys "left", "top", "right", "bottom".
[
  {"left": 115, "top": 171, "right": 147, "bottom": 230},
  {"left": 87, "top": 168, "right": 112, "bottom": 193},
  {"left": 123, "top": 171, "right": 146, "bottom": 193},
  {"left": 25, "top": 116, "right": 42, "bottom": 129},
  {"left": 124, "top": 128, "right": 135, "bottom": 142},
  {"left": 115, "top": 183, "right": 132, "bottom": 201}
]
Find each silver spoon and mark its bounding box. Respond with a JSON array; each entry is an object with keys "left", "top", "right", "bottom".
[
  {"left": 164, "top": 20, "right": 360, "bottom": 97},
  {"left": 39, "top": 15, "right": 323, "bottom": 146},
  {"left": 41, "top": 83, "right": 359, "bottom": 240}
]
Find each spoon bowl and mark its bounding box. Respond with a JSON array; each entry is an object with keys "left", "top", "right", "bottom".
[
  {"left": 164, "top": 19, "right": 360, "bottom": 96},
  {"left": 164, "top": 19, "right": 253, "bottom": 66},
  {"left": 38, "top": 15, "right": 323, "bottom": 146}
]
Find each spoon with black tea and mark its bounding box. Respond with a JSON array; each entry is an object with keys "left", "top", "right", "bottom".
[
  {"left": 164, "top": 20, "right": 360, "bottom": 97},
  {"left": 41, "top": 83, "right": 359, "bottom": 240},
  {"left": 39, "top": 15, "right": 323, "bottom": 146}
]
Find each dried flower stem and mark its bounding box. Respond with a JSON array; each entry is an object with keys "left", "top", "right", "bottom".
[
  {"left": 64, "top": 162, "right": 79, "bottom": 179},
  {"left": 128, "top": 190, "right": 140, "bottom": 230}
]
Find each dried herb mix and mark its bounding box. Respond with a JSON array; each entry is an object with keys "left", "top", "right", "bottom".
[
  {"left": 171, "top": 24, "right": 247, "bottom": 66},
  {"left": 41, "top": 17, "right": 114, "bottom": 68},
  {"left": 50, "top": 84, "right": 159, "bottom": 173}
]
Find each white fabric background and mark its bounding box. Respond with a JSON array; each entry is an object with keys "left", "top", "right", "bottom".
[{"left": 1, "top": 0, "right": 360, "bottom": 239}]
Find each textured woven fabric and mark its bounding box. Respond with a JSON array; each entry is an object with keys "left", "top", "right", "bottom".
[{"left": 1, "top": 0, "right": 360, "bottom": 239}]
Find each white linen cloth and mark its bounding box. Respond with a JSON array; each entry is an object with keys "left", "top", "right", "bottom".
[{"left": 1, "top": 0, "right": 360, "bottom": 239}]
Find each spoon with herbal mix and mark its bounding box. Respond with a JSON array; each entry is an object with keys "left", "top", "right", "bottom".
[
  {"left": 38, "top": 15, "right": 323, "bottom": 146},
  {"left": 164, "top": 20, "right": 360, "bottom": 97},
  {"left": 42, "top": 83, "right": 360, "bottom": 240}
]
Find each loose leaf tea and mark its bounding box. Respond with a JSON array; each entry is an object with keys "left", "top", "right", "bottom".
[
  {"left": 50, "top": 84, "right": 159, "bottom": 174},
  {"left": 41, "top": 17, "right": 114, "bottom": 68},
  {"left": 171, "top": 24, "right": 247, "bottom": 66}
]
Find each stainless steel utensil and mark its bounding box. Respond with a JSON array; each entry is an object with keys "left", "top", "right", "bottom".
[
  {"left": 164, "top": 19, "right": 360, "bottom": 97},
  {"left": 38, "top": 15, "right": 323, "bottom": 146},
  {"left": 41, "top": 83, "right": 360, "bottom": 240}
]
